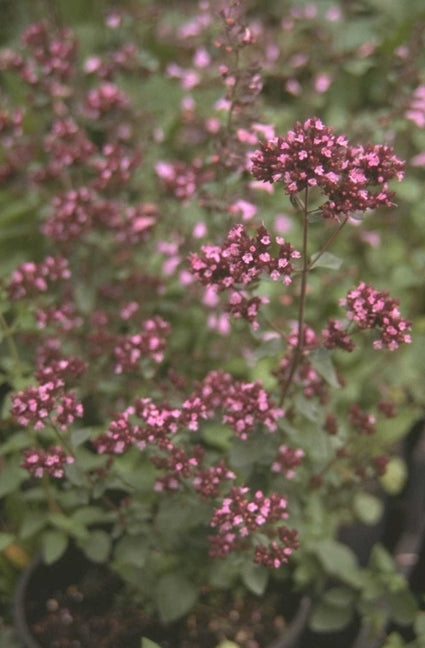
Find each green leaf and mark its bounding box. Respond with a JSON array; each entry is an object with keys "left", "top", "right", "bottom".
[
  {"left": 78, "top": 529, "right": 111, "bottom": 563},
  {"left": 208, "top": 556, "right": 238, "bottom": 589},
  {"left": 70, "top": 427, "right": 93, "bottom": 448},
  {"left": 321, "top": 587, "right": 356, "bottom": 608},
  {"left": 294, "top": 394, "right": 321, "bottom": 423},
  {"left": 155, "top": 572, "right": 198, "bottom": 622},
  {"left": 156, "top": 496, "right": 208, "bottom": 539},
  {"left": 381, "top": 632, "right": 406, "bottom": 648},
  {"left": 310, "top": 598, "right": 354, "bottom": 632},
  {"left": 202, "top": 424, "right": 233, "bottom": 451},
  {"left": 309, "top": 348, "right": 340, "bottom": 388},
  {"left": 241, "top": 562, "right": 269, "bottom": 596},
  {"left": 141, "top": 639, "right": 163, "bottom": 648},
  {"left": 19, "top": 512, "right": 48, "bottom": 539},
  {"left": 48, "top": 513, "right": 90, "bottom": 541},
  {"left": 72, "top": 506, "right": 113, "bottom": 526},
  {"left": 386, "top": 589, "right": 417, "bottom": 626},
  {"left": 353, "top": 492, "right": 384, "bottom": 525},
  {"left": 379, "top": 457, "right": 408, "bottom": 495},
  {"left": 0, "top": 532, "right": 14, "bottom": 551},
  {"left": 0, "top": 460, "right": 26, "bottom": 497},
  {"left": 369, "top": 544, "right": 396, "bottom": 573},
  {"left": 64, "top": 462, "right": 87, "bottom": 486},
  {"left": 414, "top": 612, "right": 425, "bottom": 639},
  {"left": 42, "top": 530, "right": 69, "bottom": 564},
  {"left": 215, "top": 642, "right": 241, "bottom": 648},
  {"left": 114, "top": 535, "right": 148, "bottom": 569},
  {"left": 310, "top": 251, "right": 343, "bottom": 270},
  {"left": 0, "top": 431, "right": 31, "bottom": 456},
  {"left": 229, "top": 435, "right": 275, "bottom": 470},
  {"left": 313, "top": 539, "right": 362, "bottom": 587}
]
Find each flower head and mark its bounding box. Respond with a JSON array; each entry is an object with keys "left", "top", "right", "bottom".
[{"left": 251, "top": 117, "right": 404, "bottom": 219}]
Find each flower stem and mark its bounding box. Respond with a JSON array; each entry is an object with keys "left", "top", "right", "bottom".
[{"left": 279, "top": 189, "right": 310, "bottom": 405}]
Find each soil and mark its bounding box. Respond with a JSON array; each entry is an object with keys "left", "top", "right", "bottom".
[{"left": 20, "top": 548, "right": 296, "bottom": 648}]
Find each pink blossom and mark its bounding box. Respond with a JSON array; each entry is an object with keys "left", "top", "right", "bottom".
[
  {"left": 193, "top": 47, "right": 211, "bottom": 68},
  {"left": 11, "top": 382, "right": 83, "bottom": 431},
  {"left": 22, "top": 446, "right": 74, "bottom": 479},
  {"left": 251, "top": 117, "right": 404, "bottom": 220},
  {"left": 8, "top": 256, "right": 71, "bottom": 300},
  {"left": 229, "top": 199, "right": 258, "bottom": 221},
  {"left": 341, "top": 282, "right": 411, "bottom": 350},
  {"left": 314, "top": 73, "right": 332, "bottom": 93}
]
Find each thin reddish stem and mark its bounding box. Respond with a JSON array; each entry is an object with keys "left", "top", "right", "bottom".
[{"left": 279, "top": 188, "right": 309, "bottom": 405}]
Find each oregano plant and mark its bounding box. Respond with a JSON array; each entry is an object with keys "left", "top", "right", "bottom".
[{"left": 0, "top": 2, "right": 422, "bottom": 647}]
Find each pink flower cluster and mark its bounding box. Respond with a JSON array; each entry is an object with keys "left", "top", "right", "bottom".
[
  {"left": 250, "top": 117, "right": 404, "bottom": 219},
  {"left": 0, "top": 21, "right": 77, "bottom": 105},
  {"left": 341, "top": 282, "right": 412, "bottom": 350},
  {"left": 7, "top": 256, "right": 71, "bottom": 300},
  {"left": 84, "top": 43, "right": 139, "bottom": 79},
  {"left": 95, "top": 400, "right": 235, "bottom": 497},
  {"left": 254, "top": 527, "right": 300, "bottom": 569},
  {"left": 0, "top": 107, "right": 27, "bottom": 185},
  {"left": 190, "top": 224, "right": 300, "bottom": 326},
  {"left": 21, "top": 445, "right": 74, "bottom": 479},
  {"left": 36, "top": 302, "right": 83, "bottom": 332},
  {"left": 90, "top": 143, "right": 141, "bottom": 191},
  {"left": 95, "top": 370, "right": 282, "bottom": 456},
  {"left": 113, "top": 316, "right": 171, "bottom": 373},
  {"left": 34, "top": 117, "right": 95, "bottom": 181},
  {"left": 84, "top": 82, "right": 131, "bottom": 119},
  {"left": 271, "top": 444, "right": 305, "bottom": 478},
  {"left": 322, "top": 319, "right": 355, "bottom": 352},
  {"left": 153, "top": 446, "right": 235, "bottom": 499},
  {"left": 155, "top": 159, "right": 214, "bottom": 201},
  {"left": 11, "top": 380, "right": 83, "bottom": 431},
  {"left": 348, "top": 404, "right": 376, "bottom": 436},
  {"left": 35, "top": 356, "right": 88, "bottom": 384},
  {"left": 20, "top": 21, "right": 76, "bottom": 82},
  {"left": 191, "top": 224, "right": 300, "bottom": 288},
  {"left": 190, "top": 370, "right": 283, "bottom": 439},
  {"left": 43, "top": 188, "right": 98, "bottom": 242},
  {"left": 43, "top": 189, "right": 157, "bottom": 246},
  {"left": 221, "top": 380, "right": 283, "bottom": 439},
  {"left": 275, "top": 354, "right": 328, "bottom": 403},
  {"left": 209, "top": 487, "right": 298, "bottom": 567}
]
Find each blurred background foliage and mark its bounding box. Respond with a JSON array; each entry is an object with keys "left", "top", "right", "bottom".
[{"left": 0, "top": 0, "right": 423, "bottom": 401}]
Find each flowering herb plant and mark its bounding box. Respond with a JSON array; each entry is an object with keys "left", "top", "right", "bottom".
[{"left": 0, "top": 2, "right": 424, "bottom": 647}]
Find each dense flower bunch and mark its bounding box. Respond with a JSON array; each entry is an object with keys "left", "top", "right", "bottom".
[
  {"left": 190, "top": 224, "right": 300, "bottom": 326},
  {"left": 271, "top": 444, "right": 305, "bottom": 478},
  {"left": 155, "top": 159, "right": 214, "bottom": 201},
  {"left": 209, "top": 487, "right": 298, "bottom": 568},
  {"left": 341, "top": 282, "right": 412, "bottom": 350},
  {"left": 11, "top": 381, "right": 83, "bottom": 432},
  {"left": 21, "top": 445, "right": 74, "bottom": 479},
  {"left": 113, "top": 316, "right": 171, "bottom": 373},
  {"left": 322, "top": 318, "right": 356, "bottom": 352},
  {"left": 250, "top": 117, "right": 405, "bottom": 219},
  {"left": 7, "top": 256, "right": 71, "bottom": 300},
  {"left": 191, "top": 224, "right": 300, "bottom": 287}
]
